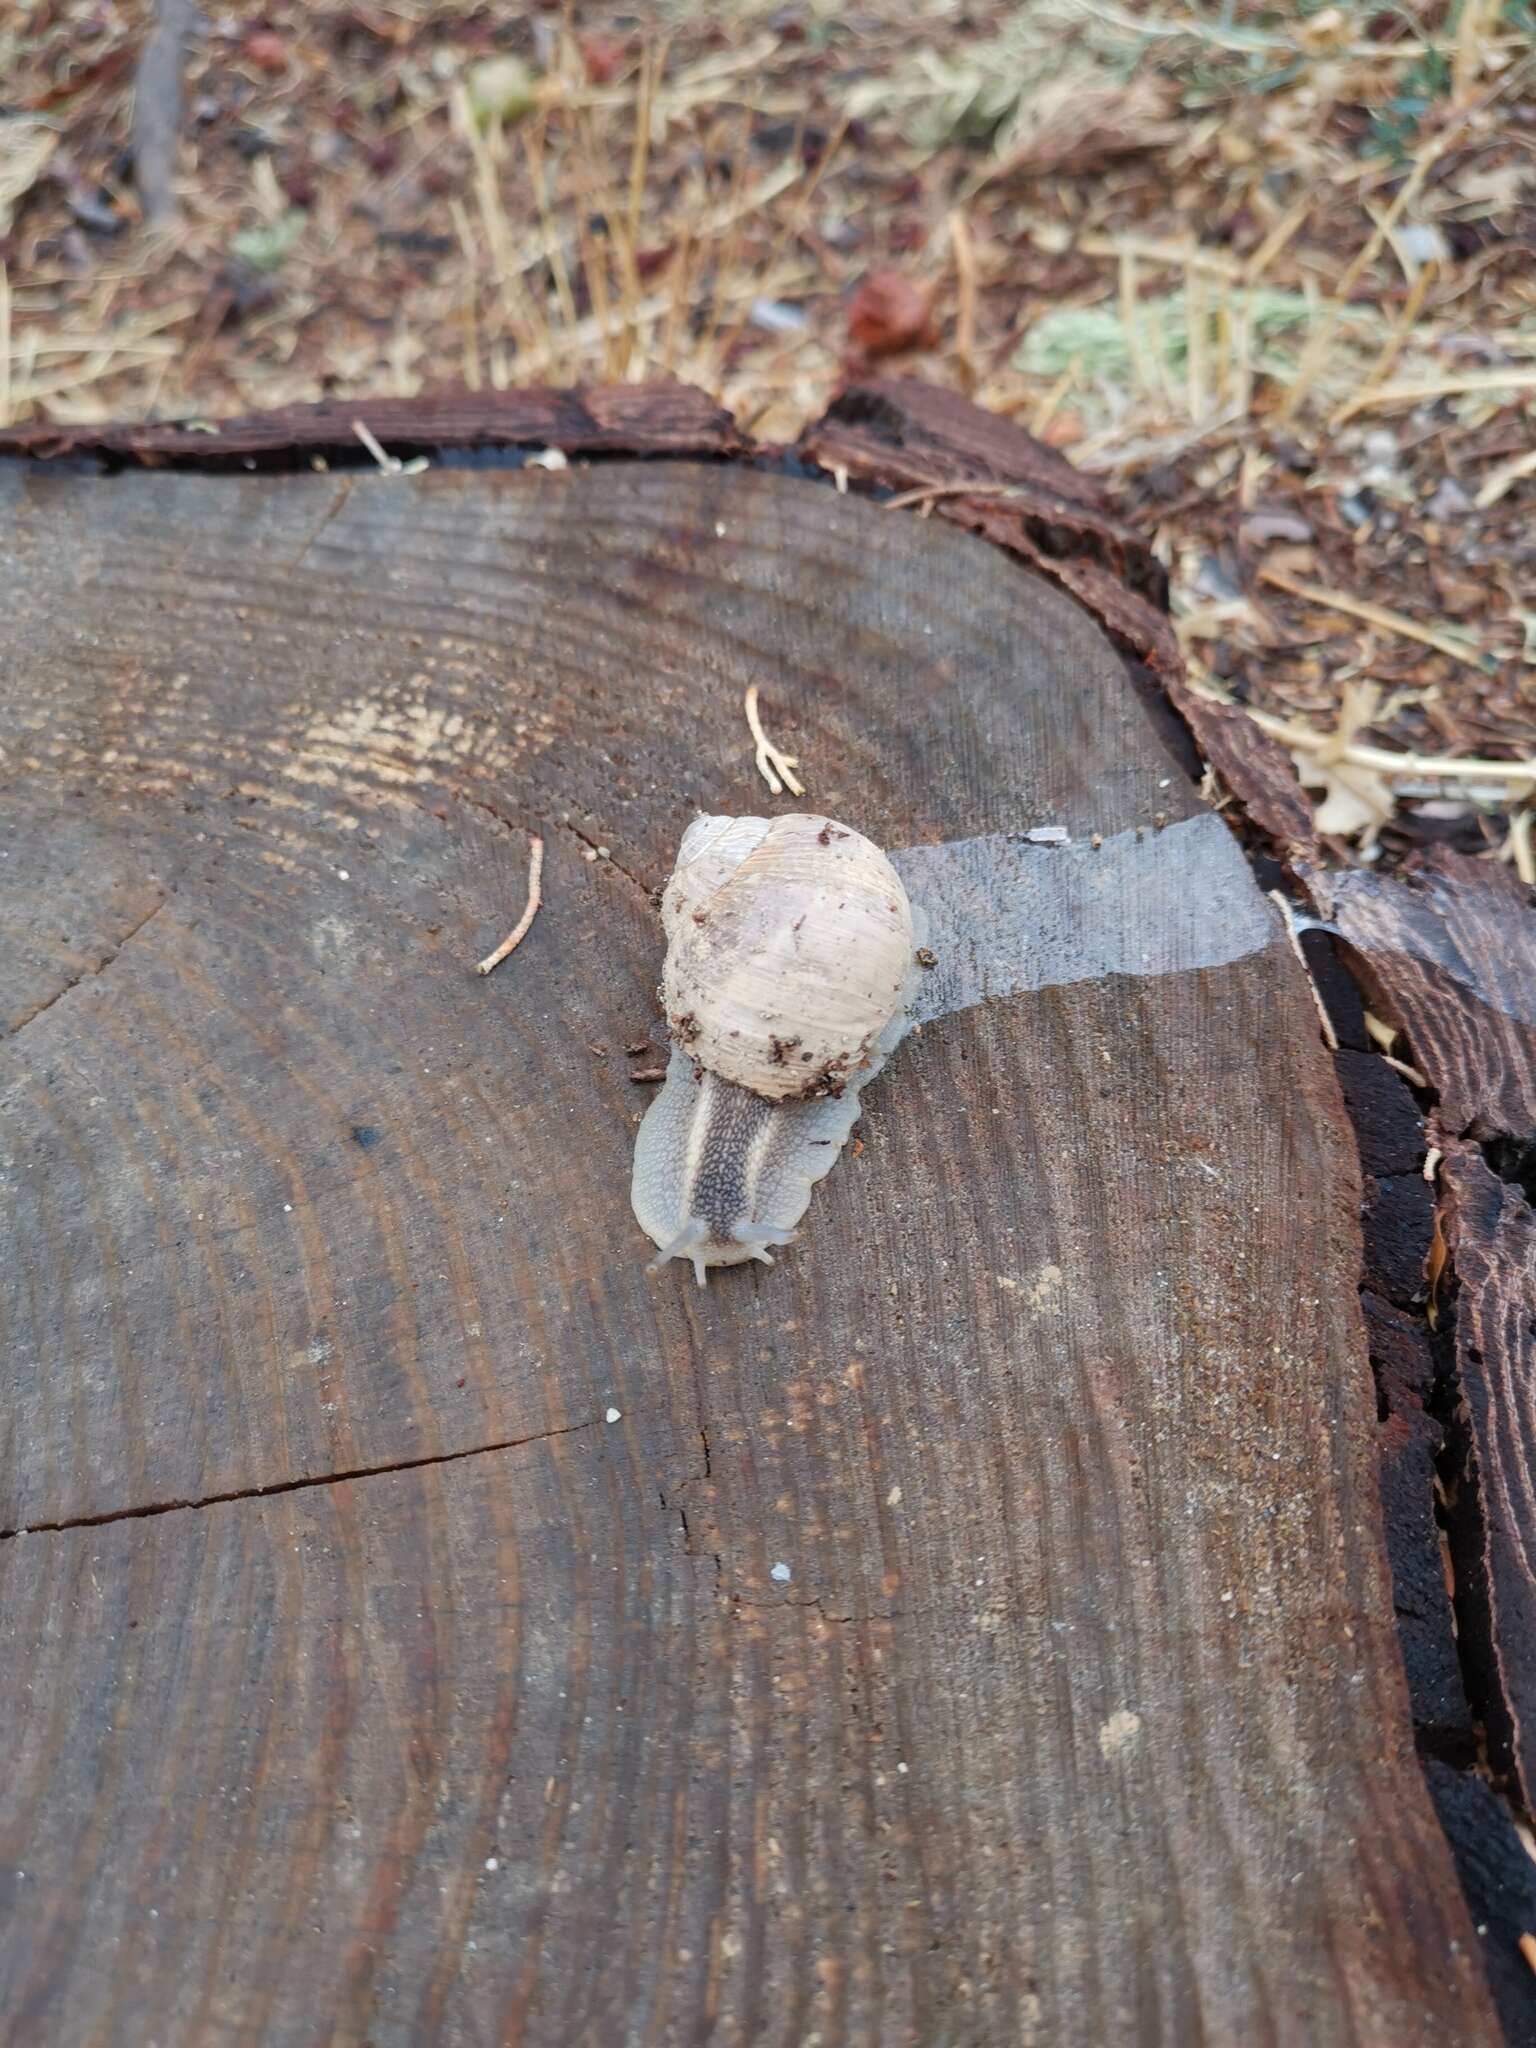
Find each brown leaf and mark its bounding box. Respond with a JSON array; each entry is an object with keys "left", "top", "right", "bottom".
[
  {"left": 986, "top": 75, "right": 1181, "bottom": 183},
  {"left": 242, "top": 30, "right": 290, "bottom": 74},
  {"left": 847, "top": 270, "right": 935, "bottom": 358},
  {"left": 580, "top": 35, "right": 626, "bottom": 86}
]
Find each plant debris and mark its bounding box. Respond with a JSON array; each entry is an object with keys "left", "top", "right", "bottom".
[
  {"left": 744, "top": 684, "right": 804, "bottom": 799},
  {"left": 2, "top": 3, "right": 1533, "bottom": 865},
  {"left": 475, "top": 832, "right": 544, "bottom": 977}
]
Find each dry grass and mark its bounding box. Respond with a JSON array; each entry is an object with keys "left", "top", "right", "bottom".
[{"left": 3, "top": 0, "right": 1535, "bottom": 860}]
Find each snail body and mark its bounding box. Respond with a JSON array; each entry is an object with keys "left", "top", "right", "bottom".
[{"left": 633, "top": 813, "right": 920, "bottom": 1284}]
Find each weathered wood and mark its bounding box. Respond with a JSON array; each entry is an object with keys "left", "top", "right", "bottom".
[
  {"left": 0, "top": 378, "right": 739, "bottom": 467},
  {"left": 1363, "top": 1290, "right": 1473, "bottom": 1757},
  {"left": 1313, "top": 848, "right": 1536, "bottom": 2042},
  {"left": 1443, "top": 1144, "right": 1536, "bottom": 1808},
  {"left": 130, "top": 0, "right": 196, "bottom": 227},
  {"left": 0, "top": 436, "right": 1496, "bottom": 2041},
  {"left": 1323, "top": 851, "right": 1536, "bottom": 1140},
  {"left": 1424, "top": 1760, "right": 1536, "bottom": 2044}
]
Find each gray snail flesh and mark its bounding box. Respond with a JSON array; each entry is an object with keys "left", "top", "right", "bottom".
[{"left": 632, "top": 812, "right": 922, "bottom": 1285}]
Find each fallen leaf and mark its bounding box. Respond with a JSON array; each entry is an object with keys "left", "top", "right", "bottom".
[
  {"left": 1295, "top": 751, "right": 1395, "bottom": 839},
  {"left": 1241, "top": 505, "right": 1313, "bottom": 546},
  {"left": 1291, "top": 679, "right": 1395, "bottom": 842},
  {"left": 986, "top": 74, "right": 1181, "bottom": 184},
  {"left": 847, "top": 270, "right": 935, "bottom": 357},
  {"left": 1015, "top": 287, "right": 1310, "bottom": 384},
  {"left": 0, "top": 117, "right": 59, "bottom": 235},
  {"left": 579, "top": 34, "right": 625, "bottom": 85},
  {"left": 242, "top": 29, "right": 290, "bottom": 74},
  {"left": 230, "top": 210, "right": 306, "bottom": 272}
]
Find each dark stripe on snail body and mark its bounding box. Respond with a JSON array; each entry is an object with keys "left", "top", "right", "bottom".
[{"left": 632, "top": 813, "right": 921, "bottom": 1286}]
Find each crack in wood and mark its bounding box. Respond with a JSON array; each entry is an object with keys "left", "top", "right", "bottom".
[
  {"left": 0, "top": 1414, "right": 606, "bottom": 1542},
  {"left": 282, "top": 478, "right": 356, "bottom": 572},
  {"left": 558, "top": 820, "right": 657, "bottom": 905},
  {"left": 2, "top": 895, "right": 168, "bottom": 1043}
]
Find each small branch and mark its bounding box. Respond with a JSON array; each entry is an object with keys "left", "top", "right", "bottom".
[
  {"left": 352, "top": 420, "right": 429, "bottom": 476},
  {"left": 132, "top": 0, "right": 195, "bottom": 228},
  {"left": 476, "top": 834, "right": 544, "bottom": 976},
  {"left": 1503, "top": 807, "right": 1535, "bottom": 887},
  {"left": 1476, "top": 445, "right": 1536, "bottom": 513},
  {"left": 1269, "top": 890, "right": 1339, "bottom": 1051},
  {"left": 1227, "top": 697, "right": 1536, "bottom": 790},
  {"left": 881, "top": 479, "right": 1021, "bottom": 513},
  {"left": 948, "top": 208, "right": 977, "bottom": 397},
  {"left": 743, "top": 685, "right": 804, "bottom": 799},
  {"left": 1258, "top": 565, "right": 1497, "bottom": 675}
]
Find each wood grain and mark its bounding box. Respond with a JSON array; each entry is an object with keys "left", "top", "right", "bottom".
[
  {"left": 1443, "top": 1143, "right": 1536, "bottom": 1809},
  {"left": 0, "top": 456, "right": 1494, "bottom": 2043},
  {"left": 800, "top": 378, "right": 1318, "bottom": 860},
  {"left": 1323, "top": 853, "right": 1536, "bottom": 1141},
  {"left": 0, "top": 377, "right": 739, "bottom": 467}
]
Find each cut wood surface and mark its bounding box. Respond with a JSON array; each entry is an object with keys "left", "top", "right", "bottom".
[{"left": 0, "top": 435, "right": 1496, "bottom": 2043}]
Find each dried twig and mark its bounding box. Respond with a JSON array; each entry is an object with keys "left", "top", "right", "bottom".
[
  {"left": 1334, "top": 367, "right": 1536, "bottom": 420},
  {"left": 352, "top": 420, "right": 429, "bottom": 476},
  {"left": 1382, "top": 1052, "right": 1430, "bottom": 1090},
  {"left": 1258, "top": 565, "right": 1496, "bottom": 674},
  {"left": 881, "top": 480, "right": 1022, "bottom": 512},
  {"left": 1280, "top": 122, "right": 1455, "bottom": 422},
  {"left": 476, "top": 834, "right": 545, "bottom": 976},
  {"left": 949, "top": 209, "right": 977, "bottom": 396},
  {"left": 1269, "top": 890, "right": 1339, "bottom": 1051},
  {"left": 1476, "top": 446, "right": 1536, "bottom": 512},
  {"left": 1503, "top": 807, "right": 1536, "bottom": 887},
  {"left": 744, "top": 684, "right": 804, "bottom": 798},
  {"left": 132, "top": 0, "right": 195, "bottom": 228},
  {"left": 1244, "top": 703, "right": 1536, "bottom": 788}
]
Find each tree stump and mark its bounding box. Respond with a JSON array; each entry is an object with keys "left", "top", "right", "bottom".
[{"left": 0, "top": 384, "right": 1507, "bottom": 2045}]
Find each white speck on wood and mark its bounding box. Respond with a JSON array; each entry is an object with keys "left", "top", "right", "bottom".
[{"left": 1098, "top": 1709, "right": 1143, "bottom": 1760}]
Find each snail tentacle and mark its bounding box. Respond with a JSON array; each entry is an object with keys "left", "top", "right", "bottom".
[{"left": 646, "top": 1218, "right": 709, "bottom": 1285}]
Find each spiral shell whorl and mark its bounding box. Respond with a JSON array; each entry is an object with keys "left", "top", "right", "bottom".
[{"left": 660, "top": 812, "right": 915, "bottom": 1103}]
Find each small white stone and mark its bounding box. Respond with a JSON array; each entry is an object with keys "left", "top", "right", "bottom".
[
  {"left": 337, "top": 869, "right": 350, "bottom": 880},
  {"left": 605, "top": 1407, "right": 621, "bottom": 1424},
  {"left": 484, "top": 1857, "right": 498, "bottom": 1871},
  {"left": 770, "top": 1561, "right": 792, "bottom": 1583}
]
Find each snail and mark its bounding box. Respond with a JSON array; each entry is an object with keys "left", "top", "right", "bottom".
[{"left": 632, "top": 812, "right": 922, "bottom": 1285}]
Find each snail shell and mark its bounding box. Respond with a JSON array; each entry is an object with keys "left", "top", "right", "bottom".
[{"left": 633, "top": 813, "right": 921, "bottom": 1284}]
